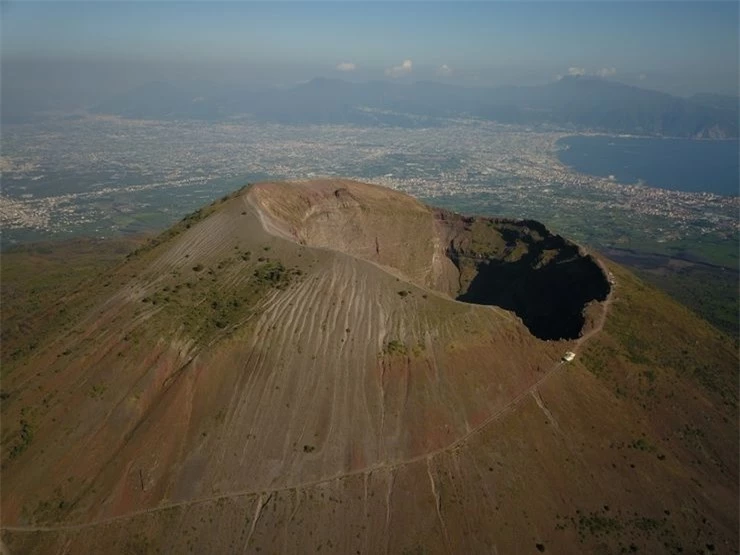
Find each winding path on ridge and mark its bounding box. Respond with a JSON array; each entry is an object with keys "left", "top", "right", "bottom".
[{"left": 2, "top": 202, "right": 615, "bottom": 535}]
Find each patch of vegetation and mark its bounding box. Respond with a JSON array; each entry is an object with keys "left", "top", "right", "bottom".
[
  {"left": 467, "top": 219, "right": 507, "bottom": 258},
  {"left": 629, "top": 438, "right": 655, "bottom": 452},
  {"left": 88, "top": 384, "right": 107, "bottom": 399},
  {"left": 582, "top": 264, "right": 738, "bottom": 408},
  {"left": 1, "top": 237, "right": 139, "bottom": 369},
  {"left": 411, "top": 342, "right": 426, "bottom": 357},
  {"left": 577, "top": 512, "right": 622, "bottom": 538},
  {"left": 611, "top": 254, "right": 739, "bottom": 340},
  {"left": 8, "top": 419, "right": 34, "bottom": 460},
  {"left": 32, "top": 487, "right": 69, "bottom": 523},
  {"left": 580, "top": 343, "right": 619, "bottom": 379},
  {"left": 557, "top": 505, "right": 694, "bottom": 554},
  {"left": 124, "top": 532, "right": 151, "bottom": 555},
  {"left": 147, "top": 255, "right": 305, "bottom": 345},
  {"left": 253, "top": 261, "right": 290, "bottom": 288},
  {"left": 384, "top": 339, "right": 408, "bottom": 356}
]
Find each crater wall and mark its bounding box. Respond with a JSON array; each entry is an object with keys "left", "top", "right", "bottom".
[
  {"left": 250, "top": 181, "right": 610, "bottom": 340},
  {"left": 437, "top": 210, "right": 610, "bottom": 340}
]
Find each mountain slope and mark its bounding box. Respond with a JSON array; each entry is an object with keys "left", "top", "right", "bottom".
[{"left": 1, "top": 180, "right": 736, "bottom": 554}]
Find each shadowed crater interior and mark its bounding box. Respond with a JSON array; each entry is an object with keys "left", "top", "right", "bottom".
[{"left": 439, "top": 211, "right": 610, "bottom": 340}]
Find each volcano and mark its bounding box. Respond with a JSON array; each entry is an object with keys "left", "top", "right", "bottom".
[{"left": 1, "top": 180, "right": 736, "bottom": 554}]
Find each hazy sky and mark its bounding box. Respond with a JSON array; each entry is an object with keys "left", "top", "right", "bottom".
[{"left": 2, "top": 1, "right": 738, "bottom": 95}]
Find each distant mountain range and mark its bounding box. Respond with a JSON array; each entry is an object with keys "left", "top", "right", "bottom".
[{"left": 89, "top": 76, "right": 739, "bottom": 138}]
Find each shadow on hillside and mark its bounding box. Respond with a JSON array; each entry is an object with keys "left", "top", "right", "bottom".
[
  {"left": 457, "top": 252, "right": 609, "bottom": 340},
  {"left": 442, "top": 217, "right": 611, "bottom": 340}
]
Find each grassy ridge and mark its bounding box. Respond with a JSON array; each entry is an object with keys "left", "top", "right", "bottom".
[
  {"left": 583, "top": 262, "right": 737, "bottom": 407},
  {"left": 0, "top": 238, "right": 142, "bottom": 367}
]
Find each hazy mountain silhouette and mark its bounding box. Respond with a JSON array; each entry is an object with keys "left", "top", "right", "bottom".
[{"left": 90, "top": 76, "right": 738, "bottom": 137}]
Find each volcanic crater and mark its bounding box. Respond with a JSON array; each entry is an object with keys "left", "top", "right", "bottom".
[{"left": 251, "top": 179, "right": 610, "bottom": 340}]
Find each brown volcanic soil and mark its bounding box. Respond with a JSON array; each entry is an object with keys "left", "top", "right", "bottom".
[{"left": 1, "top": 180, "right": 737, "bottom": 554}]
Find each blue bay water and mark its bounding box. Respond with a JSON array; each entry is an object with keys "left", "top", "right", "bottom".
[{"left": 556, "top": 135, "right": 739, "bottom": 196}]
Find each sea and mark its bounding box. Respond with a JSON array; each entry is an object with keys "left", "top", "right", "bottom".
[{"left": 556, "top": 135, "right": 739, "bottom": 196}]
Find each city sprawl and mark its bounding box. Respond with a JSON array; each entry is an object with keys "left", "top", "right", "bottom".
[{"left": 1, "top": 116, "right": 737, "bottom": 265}]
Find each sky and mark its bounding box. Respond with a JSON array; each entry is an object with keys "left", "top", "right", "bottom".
[{"left": 2, "top": 1, "right": 738, "bottom": 96}]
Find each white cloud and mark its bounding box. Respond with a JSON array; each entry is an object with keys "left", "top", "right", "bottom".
[
  {"left": 385, "top": 59, "right": 413, "bottom": 78},
  {"left": 336, "top": 62, "right": 356, "bottom": 72},
  {"left": 638, "top": 73, "right": 647, "bottom": 81},
  {"left": 436, "top": 64, "right": 453, "bottom": 77},
  {"left": 596, "top": 67, "right": 617, "bottom": 78},
  {"left": 559, "top": 66, "right": 617, "bottom": 80}
]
